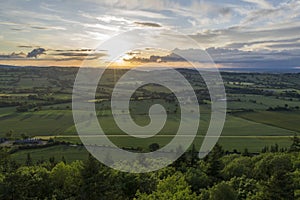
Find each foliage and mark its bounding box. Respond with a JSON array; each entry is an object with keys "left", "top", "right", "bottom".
[
  {"left": 135, "top": 172, "right": 198, "bottom": 200},
  {"left": 208, "top": 182, "right": 237, "bottom": 200},
  {"left": 1, "top": 145, "right": 300, "bottom": 199}
]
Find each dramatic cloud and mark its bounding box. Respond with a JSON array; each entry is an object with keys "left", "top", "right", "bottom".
[
  {"left": 124, "top": 47, "right": 300, "bottom": 69},
  {"left": 0, "top": 47, "right": 106, "bottom": 62},
  {"left": 189, "top": 22, "right": 300, "bottom": 51},
  {"left": 27, "top": 48, "right": 46, "bottom": 58},
  {"left": 0, "top": 0, "right": 299, "bottom": 68}
]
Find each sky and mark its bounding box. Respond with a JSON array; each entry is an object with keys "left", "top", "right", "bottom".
[{"left": 0, "top": 0, "right": 300, "bottom": 68}]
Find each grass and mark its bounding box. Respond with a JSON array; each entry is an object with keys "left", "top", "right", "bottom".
[
  {"left": 17, "top": 77, "right": 51, "bottom": 88},
  {"left": 0, "top": 110, "right": 74, "bottom": 137},
  {"left": 0, "top": 103, "right": 296, "bottom": 140},
  {"left": 11, "top": 145, "right": 89, "bottom": 164},
  {"left": 234, "top": 111, "right": 300, "bottom": 133},
  {"left": 1, "top": 68, "right": 300, "bottom": 161},
  {"left": 11, "top": 135, "right": 294, "bottom": 164},
  {"left": 228, "top": 94, "right": 300, "bottom": 111},
  {"left": 218, "top": 136, "right": 293, "bottom": 152},
  {"left": 221, "top": 115, "right": 295, "bottom": 136}
]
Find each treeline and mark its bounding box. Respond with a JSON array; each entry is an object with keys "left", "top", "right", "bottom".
[
  {"left": 1, "top": 140, "right": 300, "bottom": 200},
  {"left": 0, "top": 97, "right": 71, "bottom": 110},
  {"left": 226, "top": 86, "right": 300, "bottom": 100},
  {"left": 15, "top": 99, "right": 71, "bottom": 112}
]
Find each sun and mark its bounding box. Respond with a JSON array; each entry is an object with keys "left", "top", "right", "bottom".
[{"left": 112, "top": 54, "right": 133, "bottom": 67}]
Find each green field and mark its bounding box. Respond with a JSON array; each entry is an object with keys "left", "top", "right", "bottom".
[
  {"left": 11, "top": 136, "right": 294, "bottom": 164},
  {"left": 11, "top": 145, "right": 88, "bottom": 164},
  {"left": 0, "top": 67, "right": 300, "bottom": 161},
  {"left": 234, "top": 111, "right": 300, "bottom": 132},
  {"left": 0, "top": 110, "right": 74, "bottom": 136}
]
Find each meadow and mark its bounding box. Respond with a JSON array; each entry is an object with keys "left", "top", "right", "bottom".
[{"left": 0, "top": 66, "right": 299, "bottom": 162}]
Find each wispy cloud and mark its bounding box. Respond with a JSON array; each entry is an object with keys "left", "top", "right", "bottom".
[
  {"left": 18, "top": 45, "right": 37, "bottom": 48},
  {"left": 242, "top": 0, "right": 273, "bottom": 9},
  {"left": 83, "top": 23, "right": 120, "bottom": 31},
  {"left": 51, "top": 51, "right": 106, "bottom": 60},
  {"left": 189, "top": 19, "right": 300, "bottom": 51},
  {"left": 0, "top": 0, "right": 299, "bottom": 68},
  {"left": 134, "top": 22, "right": 161, "bottom": 27},
  {"left": 0, "top": 52, "right": 26, "bottom": 59},
  {"left": 30, "top": 25, "right": 66, "bottom": 30},
  {"left": 96, "top": 15, "right": 131, "bottom": 24}
]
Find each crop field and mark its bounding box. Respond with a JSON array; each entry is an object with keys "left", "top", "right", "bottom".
[
  {"left": 234, "top": 111, "right": 300, "bottom": 132},
  {"left": 0, "top": 67, "right": 299, "bottom": 161},
  {"left": 11, "top": 145, "right": 88, "bottom": 164},
  {"left": 11, "top": 136, "right": 294, "bottom": 164},
  {"left": 0, "top": 110, "right": 74, "bottom": 136}
]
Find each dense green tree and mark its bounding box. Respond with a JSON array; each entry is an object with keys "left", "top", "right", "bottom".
[
  {"left": 185, "top": 167, "right": 210, "bottom": 193},
  {"left": 25, "top": 153, "right": 33, "bottom": 166},
  {"left": 293, "top": 169, "right": 300, "bottom": 199},
  {"left": 80, "top": 154, "right": 123, "bottom": 200},
  {"left": 222, "top": 156, "right": 254, "bottom": 180},
  {"left": 149, "top": 143, "right": 160, "bottom": 152},
  {"left": 116, "top": 172, "right": 157, "bottom": 199},
  {"left": 242, "top": 148, "right": 250, "bottom": 156},
  {"left": 156, "top": 166, "right": 177, "bottom": 180},
  {"left": 135, "top": 172, "right": 198, "bottom": 200},
  {"left": 205, "top": 143, "right": 224, "bottom": 182},
  {"left": 208, "top": 182, "right": 237, "bottom": 200},
  {"left": 50, "top": 161, "right": 83, "bottom": 199},
  {"left": 228, "top": 176, "right": 259, "bottom": 200},
  {"left": 198, "top": 189, "right": 210, "bottom": 200},
  {"left": 61, "top": 156, "right": 66, "bottom": 164},
  {"left": 189, "top": 143, "right": 198, "bottom": 167},
  {"left": 0, "top": 148, "right": 11, "bottom": 173},
  {"left": 0, "top": 144, "right": 299, "bottom": 200},
  {"left": 255, "top": 154, "right": 294, "bottom": 200},
  {"left": 0, "top": 172, "right": 5, "bottom": 199},
  {"left": 290, "top": 134, "right": 300, "bottom": 152},
  {"left": 1, "top": 166, "right": 52, "bottom": 199}
]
